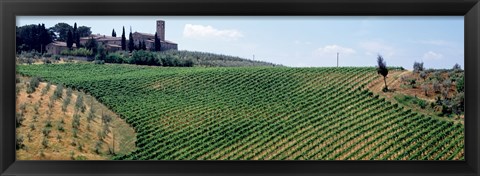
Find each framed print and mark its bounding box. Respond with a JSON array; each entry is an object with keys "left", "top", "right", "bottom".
[{"left": 1, "top": 0, "right": 480, "bottom": 175}]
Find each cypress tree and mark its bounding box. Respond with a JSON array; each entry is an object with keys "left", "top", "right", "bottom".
[
  {"left": 66, "top": 29, "right": 73, "bottom": 49},
  {"left": 112, "top": 29, "right": 116, "bottom": 37},
  {"left": 121, "top": 27, "right": 126, "bottom": 50},
  {"left": 154, "top": 32, "right": 161, "bottom": 51},
  {"left": 128, "top": 31, "right": 134, "bottom": 52},
  {"left": 73, "top": 23, "right": 80, "bottom": 47}
]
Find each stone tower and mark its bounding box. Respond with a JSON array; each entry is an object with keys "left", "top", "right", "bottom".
[{"left": 156, "top": 20, "right": 165, "bottom": 41}]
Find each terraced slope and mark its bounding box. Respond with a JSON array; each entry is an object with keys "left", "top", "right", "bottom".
[{"left": 17, "top": 63, "right": 464, "bottom": 160}]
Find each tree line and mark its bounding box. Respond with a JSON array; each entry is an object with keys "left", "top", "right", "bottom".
[{"left": 16, "top": 22, "right": 92, "bottom": 53}]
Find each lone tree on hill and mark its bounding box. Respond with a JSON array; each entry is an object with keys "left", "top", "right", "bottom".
[
  {"left": 377, "top": 55, "right": 389, "bottom": 92},
  {"left": 121, "top": 27, "right": 126, "bottom": 50},
  {"left": 453, "top": 63, "right": 462, "bottom": 71},
  {"left": 112, "top": 29, "right": 117, "bottom": 37},
  {"left": 413, "top": 61, "right": 424, "bottom": 73}
]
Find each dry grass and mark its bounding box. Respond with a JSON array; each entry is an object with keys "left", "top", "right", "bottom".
[{"left": 16, "top": 76, "right": 136, "bottom": 160}]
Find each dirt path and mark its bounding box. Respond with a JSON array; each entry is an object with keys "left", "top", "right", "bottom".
[{"left": 367, "top": 70, "right": 408, "bottom": 94}]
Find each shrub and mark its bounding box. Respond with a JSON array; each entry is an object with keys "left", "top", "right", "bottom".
[
  {"left": 432, "top": 80, "right": 442, "bottom": 93},
  {"left": 94, "top": 141, "right": 103, "bottom": 154},
  {"left": 421, "top": 83, "right": 430, "bottom": 96},
  {"left": 57, "top": 123, "right": 65, "bottom": 132},
  {"left": 52, "top": 55, "right": 61, "bottom": 60},
  {"left": 16, "top": 135, "right": 25, "bottom": 150},
  {"left": 453, "top": 63, "right": 462, "bottom": 71},
  {"left": 42, "top": 137, "right": 49, "bottom": 148},
  {"left": 413, "top": 61, "right": 424, "bottom": 73},
  {"left": 43, "top": 58, "right": 52, "bottom": 64},
  {"left": 42, "top": 53, "right": 52, "bottom": 58},
  {"left": 54, "top": 84, "right": 64, "bottom": 99},
  {"left": 456, "top": 75, "right": 464, "bottom": 92},
  {"left": 105, "top": 53, "right": 124, "bottom": 63},
  {"left": 93, "top": 60, "right": 105, "bottom": 64},
  {"left": 26, "top": 76, "right": 41, "bottom": 94},
  {"left": 74, "top": 155, "right": 87, "bottom": 160},
  {"left": 419, "top": 71, "right": 427, "bottom": 81},
  {"left": 42, "top": 127, "right": 51, "bottom": 137},
  {"left": 72, "top": 113, "right": 81, "bottom": 130},
  {"left": 16, "top": 112, "right": 25, "bottom": 127},
  {"left": 75, "top": 94, "right": 86, "bottom": 113}
]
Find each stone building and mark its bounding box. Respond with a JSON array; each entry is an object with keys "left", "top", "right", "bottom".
[
  {"left": 47, "top": 20, "right": 178, "bottom": 54},
  {"left": 45, "top": 41, "right": 77, "bottom": 55},
  {"left": 79, "top": 34, "right": 122, "bottom": 52}
]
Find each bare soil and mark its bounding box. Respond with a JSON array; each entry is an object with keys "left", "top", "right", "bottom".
[{"left": 16, "top": 76, "right": 136, "bottom": 160}]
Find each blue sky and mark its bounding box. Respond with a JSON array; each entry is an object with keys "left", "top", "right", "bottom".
[{"left": 17, "top": 16, "right": 464, "bottom": 69}]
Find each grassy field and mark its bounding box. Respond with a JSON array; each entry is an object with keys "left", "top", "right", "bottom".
[{"left": 17, "top": 63, "right": 464, "bottom": 160}]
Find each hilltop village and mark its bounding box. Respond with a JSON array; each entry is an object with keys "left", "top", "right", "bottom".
[{"left": 46, "top": 20, "right": 178, "bottom": 54}]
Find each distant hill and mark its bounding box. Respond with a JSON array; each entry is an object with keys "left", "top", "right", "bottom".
[{"left": 161, "top": 50, "right": 280, "bottom": 67}]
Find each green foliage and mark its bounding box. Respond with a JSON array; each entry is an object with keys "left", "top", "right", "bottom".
[
  {"left": 413, "top": 61, "right": 424, "bottom": 73},
  {"left": 394, "top": 95, "right": 427, "bottom": 109},
  {"left": 54, "top": 84, "right": 64, "bottom": 99},
  {"left": 67, "top": 30, "right": 74, "bottom": 49},
  {"left": 26, "top": 76, "right": 41, "bottom": 94},
  {"left": 121, "top": 27, "right": 126, "bottom": 51},
  {"left": 72, "top": 113, "right": 81, "bottom": 130},
  {"left": 154, "top": 32, "right": 161, "bottom": 51},
  {"left": 60, "top": 48, "right": 93, "bottom": 57},
  {"left": 42, "top": 53, "right": 52, "bottom": 58},
  {"left": 17, "top": 64, "right": 464, "bottom": 160},
  {"left": 377, "top": 55, "right": 389, "bottom": 90},
  {"left": 128, "top": 32, "right": 134, "bottom": 52},
  {"left": 105, "top": 53, "right": 125, "bottom": 63},
  {"left": 456, "top": 75, "right": 464, "bottom": 93},
  {"left": 452, "top": 63, "right": 462, "bottom": 71},
  {"left": 49, "top": 23, "right": 72, "bottom": 42},
  {"left": 75, "top": 94, "right": 86, "bottom": 113},
  {"left": 94, "top": 140, "right": 103, "bottom": 154},
  {"left": 42, "top": 137, "right": 49, "bottom": 148},
  {"left": 85, "top": 37, "right": 98, "bottom": 55},
  {"left": 16, "top": 24, "right": 53, "bottom": 53},
  {"left": 16, "top": 112, "right": 24, "bottom": 128},
  {"left": 93, "top": 60, "right": 105, "bottom": 65},
  {"left": 95, "top": 44, "right": 107, "bottom": 61},
  {"left": 16, "top": 135, "right": 25, "bottom": 150},
  {"left": 57, "top": 123, "right": 65, "bottom": 132},
  {"left": 101, "top": 113, "right": 112, "bottom": 125},
  {"left": 52, "top": 55, "right": 61, "bottom": 60},
  {"left": 74, "top": 155, "right": 87, "bottom": 160}
]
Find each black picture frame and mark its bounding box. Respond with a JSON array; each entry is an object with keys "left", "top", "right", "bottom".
[{"left": 1, "top": 0, "right": 479, "bottom": 175}]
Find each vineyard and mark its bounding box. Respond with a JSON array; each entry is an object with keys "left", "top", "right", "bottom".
[{"left": 17, "top": 63, "right": 464, "bottom": 160}]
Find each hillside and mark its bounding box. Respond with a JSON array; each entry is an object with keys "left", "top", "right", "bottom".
[
  {"left": 17, "top": 63, "right": 464, "bottom": 160},
  {"left": 16, "top": 50, "right": 280, "bottom": 67},
  {"left": 15, "top": 76, "right": 136, "bottom": 160},
  {"left": 161, "top": 50, "right": 280, "bottom": 67}
]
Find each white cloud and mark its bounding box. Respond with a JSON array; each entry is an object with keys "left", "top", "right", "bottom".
[
  {"left": 422, "top": 51, "right": 443, "bottom": 60},
  {"left": 183, "top": 24, "right": 243, "bottom": 41},
  {"left": 313, "top": 45, "right": 356, "bottom": 57},
  {"left": 359, "top": 40, "right": 396, "bottom": 57}
]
